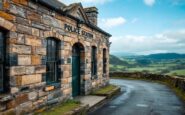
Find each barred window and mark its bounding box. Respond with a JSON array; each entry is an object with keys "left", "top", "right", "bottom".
[
  {"left": 0, "top": 0, "right": 2, "bottom": 9},
  {"left": 91, "top": 46, "right": 97, "bottom": 77},
  {"left": 46, "top": 38, "right": 59, "bottom": 84},
  {"left": 103, "top": 48, "right": 107, "bottom": 74},
  {"left": 0, "top": 31, "right": 5, "bottom": 92}
]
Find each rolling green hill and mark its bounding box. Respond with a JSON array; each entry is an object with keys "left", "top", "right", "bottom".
[{"left": 110, "top": 53, "right": 185, "bottom": 77}]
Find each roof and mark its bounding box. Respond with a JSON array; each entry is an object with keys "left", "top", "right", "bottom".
[{"left": 30, "top": 0, "right": 111, "bottom": 37}]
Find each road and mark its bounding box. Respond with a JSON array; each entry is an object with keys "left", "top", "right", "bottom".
[{"left": 89, "top": 79, "right": 185, "bottom": 115}]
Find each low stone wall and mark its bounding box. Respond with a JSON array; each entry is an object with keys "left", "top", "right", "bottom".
[{"left": 110, "top": 72, "right": 185, "bottom": 92}]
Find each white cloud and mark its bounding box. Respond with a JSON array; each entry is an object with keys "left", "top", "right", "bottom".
[
  {"left": 110, "top": 29, "right": 185, "bottom": 55},
  {"left": 99, "top": 17, "right": 126, "bottom": 29},
  {"left": 143, "top": 0, "right": 155, "bottom": 6},
  {"left": 60, "top": 0, "right": 111, "bottom": 5}
]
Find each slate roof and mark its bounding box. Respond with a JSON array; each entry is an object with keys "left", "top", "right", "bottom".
[{"left": 30, "top": 0, "right": 111, "bottom": 37}]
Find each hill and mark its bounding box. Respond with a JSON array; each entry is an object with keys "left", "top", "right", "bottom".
[
  {"left": 123, "top": 53, "right": 185, "bottom": 60},
  {"left": 109, "top": 53, "right": 185, "bottom": 77},
  {"left": 110, "top": 55, "right": 128, "bottom": 65},
  {"left": 144, "top": 53, "right": 185, "bottom": 60}
]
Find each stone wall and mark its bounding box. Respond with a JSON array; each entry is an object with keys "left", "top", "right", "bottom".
[
  {"left": 110, "top": 72, "right": 185, "bottom": 92},
  {"left": 0, "top": 0, "right": 110, "bottom": 114}
]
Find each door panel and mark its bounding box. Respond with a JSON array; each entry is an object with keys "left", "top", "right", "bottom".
[
  {"left": 0, "top": 32, "right": 4, "bottom": 92},
  {"left": 72, "top": 55, "right": 80, "bottom": 97}
]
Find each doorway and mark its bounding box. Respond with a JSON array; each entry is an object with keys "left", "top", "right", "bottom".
[{"left": 72, "top": 43, "right": 84, "bottom": 97}]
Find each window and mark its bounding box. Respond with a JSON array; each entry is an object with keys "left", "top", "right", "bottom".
[
  {"left": 0, "top": 0, "right": 2, "bottom": 9},
  {"left": 46, "top": 38, "right": 59, "bottom": 84},
  {"left": 0, "top": 31, "right": 5, "bottom": 92},
  {"left": 91, "top": 46, "right": 97, "bottom": 77},
  {"left": 103, "top": 49, "right": 107, "bottom": 74}
]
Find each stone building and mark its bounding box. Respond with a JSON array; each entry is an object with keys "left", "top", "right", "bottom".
[{"left": 0, "top": 0, "right": 111, "bottom": 114}]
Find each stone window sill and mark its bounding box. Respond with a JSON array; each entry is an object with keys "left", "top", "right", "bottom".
[
  {"left": 103, "top": 74, "right": 107, "bottom": 77},
  {"left": 91, "top": 75, "right": 98, "bottom": 80},
  {"left": 0, "top": 93, "right": 13, "bottom": 102},
  {"left": 44, "top": 82, "right": 61, "bottom": 92}
]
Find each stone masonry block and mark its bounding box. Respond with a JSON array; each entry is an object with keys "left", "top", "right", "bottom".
[
  {"left": 10, "top": 66, "right": 25, "bottom": 76},
  {"left": 19, "top": 0, "right": 28, "bottom": 5},
  {"left": 3, "top": 18, "right": 14, "bottom": 30},
  {"left": 42, "top": 14, "right": 61, "bottom": 28},
  {"left": 35, "top": 47, "right": 46, "bottom": 55},
  {"left": 17, "top": 24, "right": 32, "bottom": 35},
  {"left": 25, "top": 35, "right": 41, "bottom": 46},
  {"left": 35, "top": 65, "right": 46, "bottom": 74},
  {"left": 10, "top": 66, "right": 35, "bottom": 76},
  {"left": 15, "top": 93, "right": 28, "bottom": 105},
  {"left": 18, "top": 55, "right": 31, "bottom": 65},
  {"left": 25, "top": 66, "right": 35, "bottom": 74},
  {"left": 28, "top": 91, "right": 38, "bottom": 101},
  {"left": 0, "top": 11, "right": 15, "bottom": 21},
  {"left": 27, "top": 11, "right": 41, "bottom": 22},
  {"left": 16, "top": 17, "right": 29, "bottom": 26},
  {"left": 32, "top": 28, "right": 40, "bottom": 37},
  {"left": 10, "top": 45, "right": 31, "bottom": 54},
  {"left": 31, "top": 55, "right": 41, "bottom": 65},
  {"left": 63, "top": 71, "right": 70, "bottom": 78},
  {"left": 9, "top": 4, "right": 26, "bottom": 18},
  {"left": 16, "top": 74, "right": 42, "bottom": 86},
  {"left": 63, "top": 88, "right": 72, "bottom": 95}
]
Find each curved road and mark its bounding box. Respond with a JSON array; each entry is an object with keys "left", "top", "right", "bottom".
[{"left": 89, "top": 79, "right": 185, "bottom": 115}]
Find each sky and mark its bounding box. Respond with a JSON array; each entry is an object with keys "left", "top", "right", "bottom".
[{"left": 61, "top": 0, "right": 185, "bottom": 55}]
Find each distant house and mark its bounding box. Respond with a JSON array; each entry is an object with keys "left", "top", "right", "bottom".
[{"left": 0, "top": 0, "right": 111, "bottom": 114}]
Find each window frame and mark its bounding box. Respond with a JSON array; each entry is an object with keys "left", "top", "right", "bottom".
[
  {"left": 103, "top": 48, "right": 107, "bottom": 74},
  {"left": 46, "top": 38, "right": 60, "bottom": 84},
  {"left": 91, "top": 46, "right": 97, "bottom": 78},
  {"left": 0, "top": 30, "right": 6, "bottom": 93}
]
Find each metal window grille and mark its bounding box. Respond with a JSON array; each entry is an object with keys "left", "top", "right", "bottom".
[
  {"left": 103, "top": 49, "right": 107, "bottom": 74},
  {"left": 91, "top": 46, "right": 97, "bottom": 77},
  {"left": 0, "top": 0, "right": 2, "bottom": 9},
  {"left": 0, "top": 32, "right": 4, "bottom": 92},
  {"left": 46, "top": 38, "right": 59, "bottom": 84}
]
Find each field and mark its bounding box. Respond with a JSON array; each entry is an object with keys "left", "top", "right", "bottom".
[{"left": 110, "top": 54, "right": 185, "bottom": 77}]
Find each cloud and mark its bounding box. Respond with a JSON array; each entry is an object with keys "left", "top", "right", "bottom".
[
  {"left": 99, "top": 17, "right": 126, "bottom": 29},
  {"left": 143, "top": 0, "right": 155, "bottom": 6},
  {"left": 60, "top": 0, "right": 111, "bottom": 5},
  {"left": 110, "top": 29, "right": 185, "bottom": 55}
]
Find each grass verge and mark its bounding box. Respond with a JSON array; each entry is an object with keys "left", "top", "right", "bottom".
[
  {"left": 36, "top": 100, "right": 81, "bottom": 115},
  {"left": 92, "top": 84, "right": 118, "bottom": 95}
]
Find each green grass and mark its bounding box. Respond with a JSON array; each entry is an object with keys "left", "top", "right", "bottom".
[
  {"left": 92, "top": 85, "right": 117, "bottom": 95},
  {"left": 110, "top": 57, "right": 185, "bottom": 76},
  {"left": 37, "top": 100, "right": 81, "bottom": 115},
  {"left": 116, "top": 65, "right": 126, "bottom": 69},
  {"left": 167, "top": 69, "right": 185, "bottom": 76}
]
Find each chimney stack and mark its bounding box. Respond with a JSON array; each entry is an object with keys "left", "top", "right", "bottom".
[{"left": 84, "top": 7, "right": 98, "bottom": 26}]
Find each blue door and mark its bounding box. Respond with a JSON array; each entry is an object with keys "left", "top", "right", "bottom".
[{"left": 72, "top": 45, "right": 81, "bottom": 97}]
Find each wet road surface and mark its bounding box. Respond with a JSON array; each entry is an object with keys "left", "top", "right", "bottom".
[{"left": 89, "top": 79, "right": 185, "bottom": 115}]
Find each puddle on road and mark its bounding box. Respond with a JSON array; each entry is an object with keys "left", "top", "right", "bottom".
[
  {"left": 136, "top": 104, "right": 149, "bottom": 108},
  {"left": 109, "top": 84, "right": 134, "bottom": 106},
  {"left": 109, "top": 106, "right": 117, "bottom": 108}
]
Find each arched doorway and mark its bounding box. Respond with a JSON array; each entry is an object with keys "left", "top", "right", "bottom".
[{"left": 72, "top": 43, "right": 85, "bottom": 97}]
